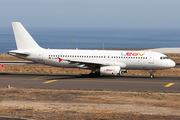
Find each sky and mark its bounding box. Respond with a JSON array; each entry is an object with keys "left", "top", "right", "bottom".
[{"left": 0, "top": 0, "right": 180, "bottom": 28}]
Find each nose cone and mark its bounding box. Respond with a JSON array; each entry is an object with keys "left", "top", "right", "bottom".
[{"left": 168, "top": 60, "right": 176, "bottom": 68}]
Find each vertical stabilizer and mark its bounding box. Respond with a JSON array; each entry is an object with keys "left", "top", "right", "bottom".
[{"left": 12, "top": 22, "right": 42, "bottom": 50}]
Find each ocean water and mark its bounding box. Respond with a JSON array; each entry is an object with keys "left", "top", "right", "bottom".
[{"left": 0, "top": 27, "right": 180, "bottom": 53}]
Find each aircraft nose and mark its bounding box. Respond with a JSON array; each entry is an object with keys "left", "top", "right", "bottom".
[{"left": 169, "top": 60, "right": 176, "bottom": 68}]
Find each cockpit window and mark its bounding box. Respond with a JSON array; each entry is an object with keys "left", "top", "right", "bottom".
[{"left": 160, "top": 56, "right": 169, "bottom": 60}]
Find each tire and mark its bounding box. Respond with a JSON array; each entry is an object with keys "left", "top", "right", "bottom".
[{"left": 89, "top": 73, "right": 94, "bottom": 78}]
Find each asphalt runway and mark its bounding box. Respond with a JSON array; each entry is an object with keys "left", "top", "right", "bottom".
[{"left": 0, "top": 73, "right": 179, "bottom": 92}]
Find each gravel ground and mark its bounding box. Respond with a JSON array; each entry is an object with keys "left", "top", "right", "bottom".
[{"left": 0, "top": 88, "right": 180, "bottom": 120}]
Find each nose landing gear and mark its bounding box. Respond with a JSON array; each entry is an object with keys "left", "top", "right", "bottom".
[{"left": 150, "top": 70, "right": 154, "bottom": 78}]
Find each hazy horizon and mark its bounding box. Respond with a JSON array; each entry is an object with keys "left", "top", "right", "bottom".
[{"left": 0, "top": 0, "right": 180, "bottom": 29}]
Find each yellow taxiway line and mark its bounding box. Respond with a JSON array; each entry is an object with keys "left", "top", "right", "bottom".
[
  {"left": 34, "top": 76, "right": 47, "bottom": 80},
  {"left": 43, "top": 80, "right": 57, "bottom": 84},
  {"left": 164, "top": 83, "right": 175, "bottom": 87}
]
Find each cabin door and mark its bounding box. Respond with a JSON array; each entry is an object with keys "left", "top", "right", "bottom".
[
  {"left": 38, "top": 51, "right": 43, "bottom": 61},
  {"left": 149, "top": 53, "right": 154, "bottom": 64}
]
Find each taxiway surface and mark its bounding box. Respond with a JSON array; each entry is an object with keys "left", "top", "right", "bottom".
[{"left": 0, "top": 73, "right": 179, "bottom": 92}]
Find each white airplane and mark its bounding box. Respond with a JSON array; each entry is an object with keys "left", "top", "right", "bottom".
[{"left": 8, "top": 22, "right": 175, "bottom": 78}]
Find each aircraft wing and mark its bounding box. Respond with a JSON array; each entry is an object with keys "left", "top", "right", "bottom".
[{"left": 63, "top": 59, "right": 126, "bottom": 68}]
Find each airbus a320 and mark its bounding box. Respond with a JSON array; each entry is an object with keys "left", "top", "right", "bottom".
[{"left": 8, "top": 22, "right": 175, "bottom": 78}]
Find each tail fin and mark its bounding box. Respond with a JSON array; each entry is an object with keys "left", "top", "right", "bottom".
[{"left": 12, "top": 22, "right": 42, "bottom": 50}]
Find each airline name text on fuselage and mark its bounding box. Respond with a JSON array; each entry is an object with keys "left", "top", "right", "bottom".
[{"left": 121, "top": 52, "right": 145, "bottom": 56}]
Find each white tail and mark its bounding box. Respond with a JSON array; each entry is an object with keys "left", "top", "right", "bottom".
[{"left": 12, "top": 22, "right": 42, "bottom": 50}]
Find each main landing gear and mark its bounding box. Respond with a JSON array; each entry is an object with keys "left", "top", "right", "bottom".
[
  {"left": 89, "top": 73, "right": 94, "bottom": 78},
  {"left": 88, "top": 70, "right": 100, "bottom": 78},
  {"left": 150, "top": 70, "right": 154, "bottom": 78}
]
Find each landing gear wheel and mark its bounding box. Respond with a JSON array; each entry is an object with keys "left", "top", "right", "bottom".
[
  {"left": 150, "top": 75, "right": 154, "bottom": 79},
  {"left": 150, "top": 70, "right": 154, "bottom": 79},
  {"left": 95, "top": 72, "right": 100, "bottom": 77},
  {"left": 89, "top": 73, "right": 94, "bottom": 78}
]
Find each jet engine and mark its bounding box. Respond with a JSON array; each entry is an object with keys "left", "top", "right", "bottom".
[{"left": 100, "top": 66, "right": 121, "bottom": 76}]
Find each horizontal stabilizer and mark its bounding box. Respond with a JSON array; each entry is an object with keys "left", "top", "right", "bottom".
[{"left": 8, "top": 50, "right": 30, "bottom": 56}]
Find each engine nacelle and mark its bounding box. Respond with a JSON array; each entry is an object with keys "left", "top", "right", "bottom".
[{"left": 100, "top": 66, "right": 121, "bottom": 76}]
